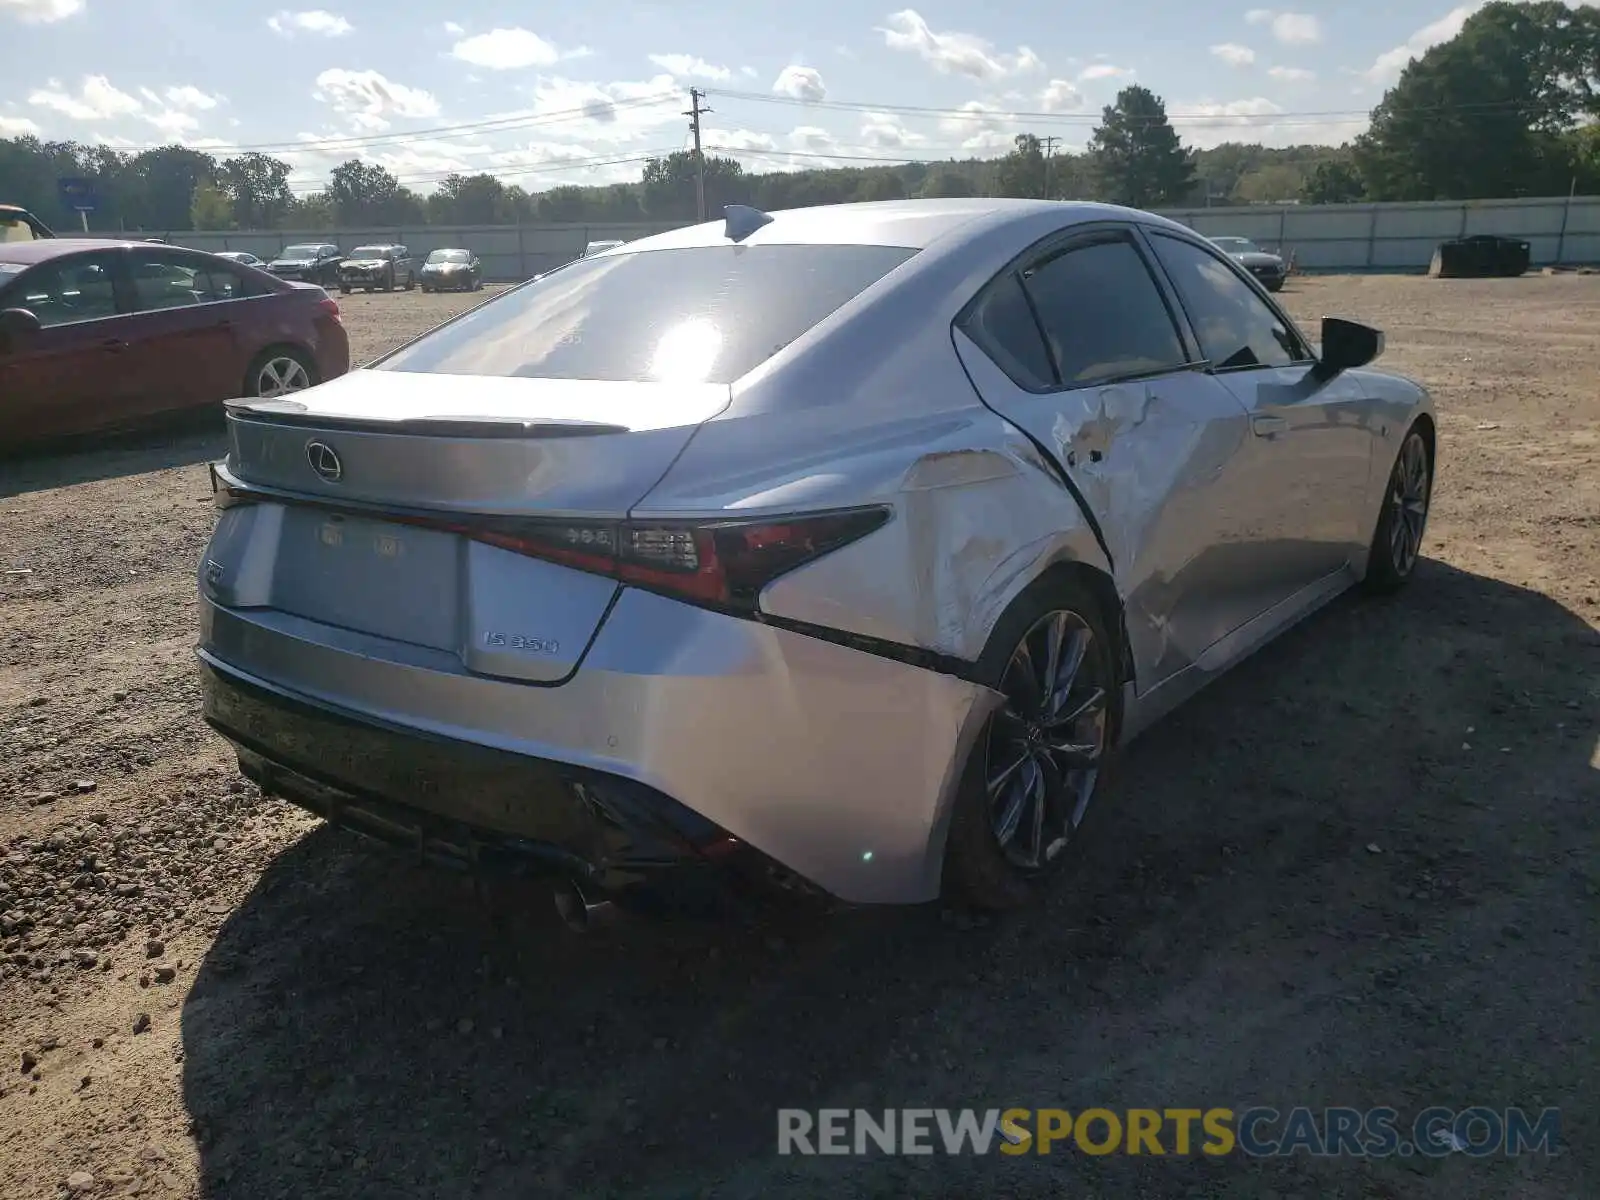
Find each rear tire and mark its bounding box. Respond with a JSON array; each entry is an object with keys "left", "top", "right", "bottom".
[
  {"left": 1362, "top": 424, "right": 1433, "bottom": 594},
  {"left": 944, "top": 573, "right": 1122, "bottom": 911},
  {"left": 244, "top": 346, "right": 318, "bottom": 399}
]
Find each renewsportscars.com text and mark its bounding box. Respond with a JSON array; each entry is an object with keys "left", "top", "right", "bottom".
[{"left": 777, "top": 1107, "right": 1560, "bottom": 1158}]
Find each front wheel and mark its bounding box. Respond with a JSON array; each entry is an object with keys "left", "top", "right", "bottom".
[
  {"left": 944, "top": 575, "right": 1121, "bottom": 911},
  {"left": 1363, "top": 425, "right": 1432, "bottom": 593}
]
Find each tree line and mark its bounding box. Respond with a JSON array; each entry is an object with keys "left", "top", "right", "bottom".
[{"left": 3, "top": 2, "right": 1596, "bottom": 233}]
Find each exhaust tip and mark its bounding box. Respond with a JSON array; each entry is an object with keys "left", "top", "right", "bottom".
[{"left": 553, "top": 879, "right": 618, "bottom": 934}]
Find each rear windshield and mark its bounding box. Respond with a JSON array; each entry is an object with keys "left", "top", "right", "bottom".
[{"left": 374, "top": 244, "right": 917, "bottom": 385}]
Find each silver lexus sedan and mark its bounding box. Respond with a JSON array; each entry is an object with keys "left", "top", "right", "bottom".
[{"left": 196, "top": 199, "right": 1435, "bottom": 920}]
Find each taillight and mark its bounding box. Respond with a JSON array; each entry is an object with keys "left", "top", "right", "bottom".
[
  {"left": 204, "top": 471, "right": 888, "bottom": 616},
  {"left": 317, "top": 296, "right": 340, "bottom": 319},
  {"left": 479, "top": 508, "right": 892, "bottom": 613}
]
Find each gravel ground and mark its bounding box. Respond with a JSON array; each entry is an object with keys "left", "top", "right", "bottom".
[{"left": 0, "top": 277, "right": 1596, "bottom": 1200}]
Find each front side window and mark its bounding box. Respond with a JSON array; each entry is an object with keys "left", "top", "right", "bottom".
[
  {"left": 3, "top": 254, "right": 119, "bottom": 326},
  {"left": 375, "top": 244, "right": 918, "bottom": 385},
  {"left": 1020, "top": 238, "right": 1187, "bottom": 387},
  {"left": 1149, "top": 233, "right": 1308, "bottom": 370}
]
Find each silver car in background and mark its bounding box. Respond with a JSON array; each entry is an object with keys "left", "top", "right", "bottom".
[
  {"left": 1209, "top": 235, "right": 1289, "bottom": 292},
  {"left": 196, "top": 199, "right": 1435, "bottom": 919}
]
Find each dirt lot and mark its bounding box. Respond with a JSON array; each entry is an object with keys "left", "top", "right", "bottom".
[{"left": 0, "top": 276, "right": 1595, "bottom": 1200}]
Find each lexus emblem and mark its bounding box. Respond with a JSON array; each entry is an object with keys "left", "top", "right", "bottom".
[{"left": 305, "top": 440, "right": 342, "bottom": 483}]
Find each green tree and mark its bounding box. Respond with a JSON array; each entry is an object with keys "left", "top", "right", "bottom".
[
  {"left": 121, "top": 145, "right": 218, "bottom": 230},
  {"left": 1301, "top": 160, "right": 1366, "bottom": 204},
  {"left": 1087, "top": 85, "right": 1196, "bottom": 208},
  {"left": 640, "top": 151, "right": 749, "bottom": 221},
  {"left": 219, "top": 153, "right": 293, "bottom": 228},
  {"left": 917, "top": 167, "right": 978, "bottom": 198},
  {"left": 432, "top": 173, "right": 508, "bottom": 224},
  {"left": 855, "top": 171, "right": 907, "bottom": 201},
  {"left": 190, "top": 182, "right": 234, "bottom": 229},
  {"left": 325, "top": 159, "right": 400, "bottom": 224},
  {"left": 1354, "top": 1, "right": 1600, "bottom": 200},
  {"left": 995, "top": 134, "right": 1048, "bottom": 198}
]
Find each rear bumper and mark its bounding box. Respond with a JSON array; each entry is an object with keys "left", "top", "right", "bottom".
[{"left": 197, "top": 589, "right": 999, "bottom": 904}]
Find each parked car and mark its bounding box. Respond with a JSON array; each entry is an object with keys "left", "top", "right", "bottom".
[
  {"left": 266, "top": 243, "right": 343, "bottom": 287},
  {"left": 0, "top": 240, "right": 349, "bottom": 447},
  {"left": 338, "top": 244, "right": 415, "bottom": 294},
  {"left": 1208, "top": 235, "right": 1287, "bottom": 291},
  {"left": 195, "top": 198, "right": 1434, "bottom": 924},
  {"left": 1, "top": 205, "right": 55, "bottom": 242},
  {"left": 581, "top": 239, "right": 624, "bottom": 258},
  {"left": 215, "top": 250, "right": 266, "bottom": 268},
  {"left": 419, "top": 247, "right": 482, "bottom": 292}
]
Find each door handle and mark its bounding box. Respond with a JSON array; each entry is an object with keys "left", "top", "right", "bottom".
[
  {"left": 101, "top": 338, "right": 127, "bottom": 352},
  {"left": 1251, "top": 414, "right": 1288, "bottom": 437}
]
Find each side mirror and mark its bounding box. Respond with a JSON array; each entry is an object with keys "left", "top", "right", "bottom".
[
  {"left": 0, "top": 307, "right": 42, "bottom": 350},
  {"left": 1317, "top": 316, "right": 1383, "bottom": 375}
]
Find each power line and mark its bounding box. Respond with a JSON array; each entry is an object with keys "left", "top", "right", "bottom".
[
  {"left": 701, "top": 86, "right": 1540, "bottom": 126},
  {"left": 285, "top": 149, "right": 678, "bottom": 194},
  {"left": 229, "top": 92, "right": 681, "bottom": 155}
]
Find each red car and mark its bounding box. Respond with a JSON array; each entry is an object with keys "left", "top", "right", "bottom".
[{"left": 0, "top": 239, "right": 350, "bottom": 447}]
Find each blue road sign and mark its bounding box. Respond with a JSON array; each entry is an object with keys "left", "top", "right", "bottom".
[{"left": 57, "top": 176, "right": 99, "bottom": 212}]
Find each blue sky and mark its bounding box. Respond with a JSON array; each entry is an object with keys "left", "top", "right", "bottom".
[{"left": 0, "top": 0, "right": 1483, "bottom": 193}]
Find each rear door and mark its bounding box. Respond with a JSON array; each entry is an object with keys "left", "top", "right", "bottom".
[
  {"left": 951, "top": 225, "right": 1273, "bottom": 691},
  {"left": 1143, "top": 231, "right": 1373, "bottom": 590},
  {"left": 0, "top": 249, "right": 137, "bottom": 440},
  {"left": 118, "top": 248, "right": 245, "bottom": 414}
]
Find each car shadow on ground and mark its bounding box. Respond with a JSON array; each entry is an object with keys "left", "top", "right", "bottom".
[
  {"left": 179, "top": 559, "right": 1597, "bottom": 1200},
  {"left": 0, "top": 417, "right": 226, "bottom": 499}
]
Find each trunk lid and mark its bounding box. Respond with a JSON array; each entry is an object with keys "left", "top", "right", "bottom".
[{"left": 209, "top": 369, "right": 731, "bottom": 684}]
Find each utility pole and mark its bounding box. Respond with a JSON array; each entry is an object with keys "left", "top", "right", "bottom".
[
  {"left": 1040, "top": 135, "right": 1059, "bottom": 200},
  {"left": 685, "top": 87, "right": 712, "bottom": 222}
]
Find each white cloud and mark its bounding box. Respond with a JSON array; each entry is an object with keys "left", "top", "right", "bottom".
[
  {"left": 144, "top": 109, "right": 200, "bottom": 137},
  {"left": 936, "top": 100, "right": 1015, "bottom": 151},
  {"left": 740, "top": 66, "right": 759, "bottom": 78},
  {"left": 450, "top": 27, "right": 585, "bottom": 70},
  {"left": 523, "top": 74, "right": 683, "bottom": 143},
  {"left": 442, "top": 21, "right": 463, "bottom": 35},
  {"left": 773, "top": 65, "right": 826, "bottom": 102},
  {"left": 1364, "top": 4, "right": 1480, "bottom": 84},
  {"left": 788, "top": 126, "right": 838, "bottom": 157},
  {"left": 267, "top": 9, "right": 352, "bottom": 37},
  {"left": 0, "top": 114, "right": 42, "bottom": 135},
  {"left": 1079, "top": 63, "right": 1133, "bottom": 81},
  {"left": 648, "top": 53, "right": 732, "bottom": 82},
  {"left": 1177, "top": 96, "right": 1363, "bottom": 149},
  {"left": 28, "top": 75, "right": 142, "bottom": 120},
  {"left": 859, "top": 111, "right": 924, "bottom": 148},
  {"left": 1244, "top": 10, "right": 1322, "bottom": 45},
  {"left": 1038, "top": 79, "right": 1084, "bottom": 112},
  {"left": 702, "top": 126, "right": 779, "bottom": 153},
  {"left": 163, "top": 85, "right": 221, "bottom": 110},
  {"left": 312, "top": 68, "right": 439, "bottom": 132},
  {"left": 877, "top": 9, "right": 1043, "bottom": 81},
  {"left": 1268, "top": 65, "right": 1316, "bottom": 81},
  {"left": 0, "top": 0, "right": 83, "bottom": 22},
  {"left": 1210, "top": 43, "right": 1256, "bottom": 66}
]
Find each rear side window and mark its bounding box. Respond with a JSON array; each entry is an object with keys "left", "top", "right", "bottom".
[
  {"left": 1021, "top": 238, "right": 1187, "bottom": 387},
  {"left": 375, "top": 244, "right": 918, "bottom": 384},
  {"left": 962, "top": 275, "right": 1054, "bottom": 390}
]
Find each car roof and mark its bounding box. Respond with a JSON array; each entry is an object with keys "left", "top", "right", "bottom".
[
  {"left": 608, "top": 198, "right": 1195, "bottom": 254},
  {"left": 0, "top": 238, "right": 150, "bottom": 266}
]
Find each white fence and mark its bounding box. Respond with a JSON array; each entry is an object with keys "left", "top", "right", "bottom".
[
  {"left": 1165, "top": 194, "right": 1600, "bottom": 271},
  {"left": 101, "top": 194, "right": 1600, "bottom": 281}
]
